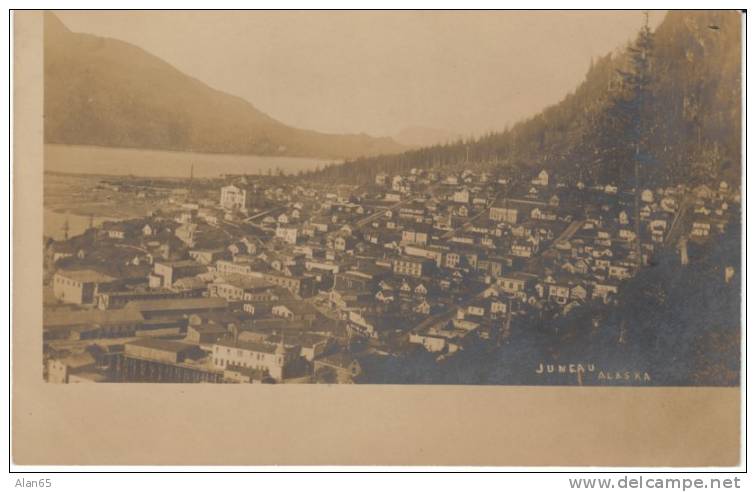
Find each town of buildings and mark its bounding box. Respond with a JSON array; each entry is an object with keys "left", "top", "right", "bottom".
[{"left": 42, "top": 163, "right": 739, "bottom": 384}]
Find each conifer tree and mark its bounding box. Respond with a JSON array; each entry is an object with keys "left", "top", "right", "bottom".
[{"left": 611, "top": 15, "right": 655, "bottom": 266}]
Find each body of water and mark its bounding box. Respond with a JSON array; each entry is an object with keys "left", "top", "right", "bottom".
[
  {"left": 44, "top": 144, "right": 335, "bottom": 178},
  {"left": 44, "top": 209, "right": 117, "bottom": 241}
]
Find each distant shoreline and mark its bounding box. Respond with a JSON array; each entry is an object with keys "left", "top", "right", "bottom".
[
  {"left": 43, "top": 169, "right": 197, "bottom": 180},
  {"left": 44, "top": 142, "right": 345, "bottom": 162},
  {"left": 44, "top": 143, "right": 337, "bottom": 179}
]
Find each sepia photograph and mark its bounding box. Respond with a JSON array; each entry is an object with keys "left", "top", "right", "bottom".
[
  {"left": 38, "top": 10, "right": 741, "bottom": 387},
  {"left": 10, "top": 7, "right": 746, "bottom": 470}
]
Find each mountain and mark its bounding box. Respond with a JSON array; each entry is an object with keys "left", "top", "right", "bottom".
[
  {"left": 43, "top": 13, "right": 405, "bottom": 160},
  {"left": 311, "top": 10, "right": 741, "bottom": 186},
  {"left": 393, "top": 126, "right": 462, "bottom": 148}
]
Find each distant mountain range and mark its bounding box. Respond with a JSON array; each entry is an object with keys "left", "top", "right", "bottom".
[{"left": 43, "top": 13, "right": 406, "bottom": 160}]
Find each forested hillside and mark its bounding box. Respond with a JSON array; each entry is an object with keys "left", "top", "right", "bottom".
[
  {"left": 310, "top": 11, "right": 741, "bottom": 187},
  {"left": 44, "top": 13, "right": 405, "bottom": 160}
]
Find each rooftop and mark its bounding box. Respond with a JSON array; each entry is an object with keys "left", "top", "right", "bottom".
[
  {"left": 215, "top": 274, "right": 274, "bottom": 290},
  {"left": 155, "top": 259, "right": 203, "bottom": 269},
  {"left": 126, "top": 338, "right": 197, "bottom": 353},
  {"left": 44, "top": 307, "right": 144, "bottom": 329},
  {"left": 125, "top": 297, "right": 228, "bottom": 312},
  {"left": 214, "top": 337, "right": 283, "bottom": 355},
  {"left": 54, "top": 269, "right": 116, "bottom": 284},
  {"left": 189, "top": 323, "right": 229, "bottom": 335}
]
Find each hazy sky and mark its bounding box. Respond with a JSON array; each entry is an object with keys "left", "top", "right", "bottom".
[{"left": 56, "top": 10, "right": 665, "bottom": 138}]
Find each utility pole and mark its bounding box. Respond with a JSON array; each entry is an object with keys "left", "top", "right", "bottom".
[
  {"left": 630, "top": 13, "right": 653, "bottom": 268},
  {"left": 678, "top": 237, "right": 689, "bottom": 266},
  {"left": 62, "top": 215, "right": 69, "bottom": 241},
  {"left": 634, "top": 143, "right": 643, "bottom": 267},
  {"left": 188, "top": 163, "right": 195, "bottom": 202},
  {"left": 497, "top": 298, "right": 513, "bottom": 346}
]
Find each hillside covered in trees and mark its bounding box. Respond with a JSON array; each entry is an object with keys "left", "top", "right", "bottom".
[
  {"left": 44, "top": 13, "right": 406, "bottom": 160},
  {"left": 309, "top": 11, "right": 741, "bottom": 188}
]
